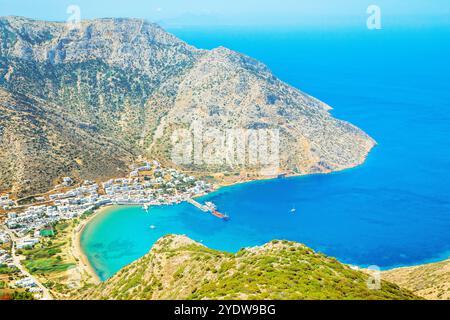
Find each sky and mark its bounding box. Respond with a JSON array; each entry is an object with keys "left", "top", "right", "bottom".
[{"left": 0, "top": 0, "right": 449, "bottom": 27}]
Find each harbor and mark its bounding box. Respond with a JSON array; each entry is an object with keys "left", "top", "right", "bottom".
[{"left": 186, "top": 198, "right": 229, "bottom": 221}]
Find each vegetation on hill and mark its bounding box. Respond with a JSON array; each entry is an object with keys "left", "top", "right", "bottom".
[
  {"left": 77, "top": 235, "right": 418, "bottom": 300},
  {"left": 383, "top": 258, "right": 450, "bottom": 300},
  {"left": 19, "top": 223, "right": 76, "bottom": 275},
  {"left": 0, "top": 289, "right": 35, "bottom": 300}
]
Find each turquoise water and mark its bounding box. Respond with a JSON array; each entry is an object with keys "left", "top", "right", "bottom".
[{"left": 81, "top": 26, "right": 450, "bottom": 281}]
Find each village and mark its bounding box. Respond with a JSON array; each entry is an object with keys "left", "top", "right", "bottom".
[{"left": 0, "top": 160, "right": 212, "bottom": 299}]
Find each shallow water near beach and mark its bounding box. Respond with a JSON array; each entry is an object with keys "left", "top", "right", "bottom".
[{"left": 81, "top": 26, "right": 450, "bottom": 281}]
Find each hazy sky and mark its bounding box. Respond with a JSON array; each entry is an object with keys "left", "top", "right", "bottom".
[{"left": 0, "top": 0, "right": 449, "bottom": 26}]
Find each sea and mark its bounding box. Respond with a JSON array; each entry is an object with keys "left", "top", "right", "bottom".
[{"left": 81, "top": 24, "right": 450, "bottom": 281}]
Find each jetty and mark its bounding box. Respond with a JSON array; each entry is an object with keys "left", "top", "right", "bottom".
[{"left": 186, "top": 198, "right": 229, "bottom": 221}]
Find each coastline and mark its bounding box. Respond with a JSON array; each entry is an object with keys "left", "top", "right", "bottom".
[
  {"left": 70, "top": 207, "right": 113, "bottom": 284},
  {"left": 73, "top": 202, "right": 450, "bottom": 287},
  {"left": 210, "top": 141, "right": 376, "bottom": 192},
  {"left": 76, "top": 199, "right": 450, "bottom": 284}
]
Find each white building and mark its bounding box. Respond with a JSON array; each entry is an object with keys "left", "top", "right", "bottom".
[
  {"left": 16, "top": 238, "right": 40, "bottom": 249},
  {"left": 15, "top": 277, "right": 37, "bottom": 288},
  {"left": 63, "top": 177, "right": 73, "bottom": 186},
  {"left": 0, "top": 233, "right": 10, "bottom": 244}
]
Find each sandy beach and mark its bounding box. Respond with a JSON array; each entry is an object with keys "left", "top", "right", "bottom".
[{"left": 69, "top": 155, "right": 373, "bottom": 285}]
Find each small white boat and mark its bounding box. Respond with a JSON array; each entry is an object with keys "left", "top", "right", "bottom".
[
  {"left": 149, "top": 225, "right": 156, "bottom": 229},
  {"left": 290, "top": 207, "right": 296, "bottom": 214},
  {"left": 143, "top": 204, "right": 149, "bottom": 212}
]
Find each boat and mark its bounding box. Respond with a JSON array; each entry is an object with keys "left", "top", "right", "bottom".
[
  {"left": 290, "top": 207, "right": 296, "bottom": 214},
  {"left": 143, "top": 204, "right": 149, "bottom": 212},
  {"left": 205, "top": 201, "right": 217, "bottom": 211},
  {"left": 149, "top": 225, "right": 156, "bottom": 229},
  {"left": 212, "top": 210, "right": 230, "bottom": 221}
]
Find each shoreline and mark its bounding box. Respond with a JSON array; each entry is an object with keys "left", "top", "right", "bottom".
[
  {"left": 381, "top": 254, "right": 450, "bottom": 273},
  {"left": 70, "top": 207, "right": 113, "bottom": 284},
  {"left": 73, "top": 151, "right": 449, "bottom": 282},
  {"left": 74, "top": 206, "right": 450, "bottom": 284},
  {"left": 209, "top": 143, "right": 375, "bottom": 192}
]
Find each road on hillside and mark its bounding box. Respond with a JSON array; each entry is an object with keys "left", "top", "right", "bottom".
[{"left": 3, "top": 228, "right": 53, "bottom": 300}]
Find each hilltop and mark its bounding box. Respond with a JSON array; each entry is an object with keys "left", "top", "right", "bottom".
[
  {"left": 0, "top": 16, "right": 375, "bottom": 197},
  {"left": 77, "top": 235, "right": 418, "bottom": 300}
]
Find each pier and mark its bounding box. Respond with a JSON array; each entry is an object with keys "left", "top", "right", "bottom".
[{"left": 186, "top": 198, "right": 229, "bottom": 221}]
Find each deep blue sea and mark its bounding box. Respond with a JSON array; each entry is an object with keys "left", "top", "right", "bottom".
[{"left": 81, "top": 26, "right": 450, "bottom": 281}]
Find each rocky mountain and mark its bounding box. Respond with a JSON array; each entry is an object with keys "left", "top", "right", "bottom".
[
  {"left": 76, "top": 235, "right": 418, "bottom": 300},
  {"left": 0, "top": 16, "right": 375, "bottom": 197},
  {"left": 0, "top": 88, "right": 134, "bottom": 196}
]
